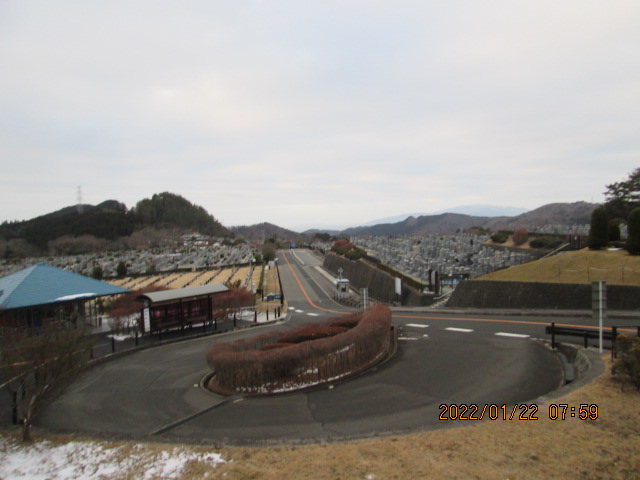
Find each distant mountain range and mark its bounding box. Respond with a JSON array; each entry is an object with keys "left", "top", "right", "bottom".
[
  {"left": 339, "top": 202, "right": 597, "bottom": 237},
  {"left": 229, "top": 222, "right": 301, "bottom": 242},
  {"left": 360, "top": 205, "right": 529, "bottom": 226},
  {"left": 0, "top": 192, "right": 598, "bottom": 257}
]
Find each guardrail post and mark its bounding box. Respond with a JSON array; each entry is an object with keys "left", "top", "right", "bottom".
[
  {"left": 12, "top": 392, "right": 18, "bottom": 425},
  {"left": 111, "top": 336, "right": 115, "bottom": 353},
  {"left": 233, "top": 313, "right": 237, "bottom": 327},
  {"left": 583, "top": 331, "right": 588, "bottom": 349},
  {"left": 135, "top": 330, "right": 139, "bottom": 346},
  {"left": 611, "top": 326, "right": 618, "bottom": 360},
  {"left": 550, "top": 322, "right": 556, "bottom": 349}
]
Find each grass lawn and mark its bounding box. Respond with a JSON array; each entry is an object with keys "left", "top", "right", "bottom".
[{"left": 478, "top": 248, "right": 640, "bottom": 286}]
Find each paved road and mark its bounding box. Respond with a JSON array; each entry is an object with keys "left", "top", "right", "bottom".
[{"left": 37, "top": 249, "right": 592, "bottom": 445}]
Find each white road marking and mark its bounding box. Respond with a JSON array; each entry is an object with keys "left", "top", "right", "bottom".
[
  {"left": 406, "top": 323, "right": 429, "bottom": 328},
  {"left": 307, "top": 313, "right": 320, "bottom": 316},
  {"left": 445, "top": 327, "right": 474, "bottom": 333},
  {"left": 495, "top": 332, "right": 530, "bottom": 338},
  {"left": 295, "top": 309, "right": 304, "bottom": 313},
  {"left": 314, "top": 266, "right": 338, "bottom": 283},
  {"left": 398, "top": 337, "right": 420, "bottom": 341}
]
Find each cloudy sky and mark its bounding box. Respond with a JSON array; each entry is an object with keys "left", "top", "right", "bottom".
[{"left": 1, "top": 1, "right": 639, "bottom": 231}]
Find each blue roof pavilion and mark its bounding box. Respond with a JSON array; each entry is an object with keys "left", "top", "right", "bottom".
[
  {"left": 0, "top": 263, "right": 129, "bottom": 311},
  {"left": 0, "top": 264, "right": 130, "bottom": 328}
]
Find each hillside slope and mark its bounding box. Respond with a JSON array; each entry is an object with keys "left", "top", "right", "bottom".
[
  {"left": 0, "top": 192, "right": 229, "bottom": 252},
  {"left": 476, "top": 249, "right": 640, "bottom": 286}
]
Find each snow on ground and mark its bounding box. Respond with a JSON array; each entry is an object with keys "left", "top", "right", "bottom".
[{"left": 0, "top": 437, "right": 225, "bottom": 480}]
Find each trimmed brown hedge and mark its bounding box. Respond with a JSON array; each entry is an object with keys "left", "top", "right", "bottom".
[{"left": 206, "top": 305, "right": 393, "bottom": 394}]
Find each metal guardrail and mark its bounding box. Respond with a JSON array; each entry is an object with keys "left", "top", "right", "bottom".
[{"left": 545, "top": 322, "right": 640, "bottom": 355}]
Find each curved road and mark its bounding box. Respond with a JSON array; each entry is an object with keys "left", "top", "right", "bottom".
[{"left": 38, "top": 249, "right": 584, "bottom": 445}]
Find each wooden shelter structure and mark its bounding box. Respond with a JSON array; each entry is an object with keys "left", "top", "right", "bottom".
[{"left": 136, "top": 284, "right": 228, "bottom": 333}]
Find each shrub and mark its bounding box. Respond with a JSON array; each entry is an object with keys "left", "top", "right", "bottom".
[
  {"left": 512, "top": 228, "right": 529, "bottom": 246},
  {"left": 588, "top": 207, "right": 609, "bottom": 250},
  {"left": 261, "top": 343, "right": 293, "bottom": 351},
  {"left": 206, "top": 305, "right": 393, "bottom": 394},
  {"left": 612, "top": 334, "right": 640, "bottom": 390},
  {"left": 529, "top": 238, "right": 546, "bottom": 248},
  {"left": 627, "top": 207, "right": 640, "bottom": 255},
  {"left": 332, "top": 239, "right": 354, "bottom": 256},
  {"left": 547, "top": 239, "right": 564, "bottom": 249},
  {"left": 491, "top": 232, "right": 509, "bottom": 244},
  {"left": 345, "top": 248, "right": 363, "bottom": 261},
  {"left": 608, "top": 219, "right": 621, "bottom": 242},
  {"left": 278, "top": 326, "right": 349, "bottom": 344}
]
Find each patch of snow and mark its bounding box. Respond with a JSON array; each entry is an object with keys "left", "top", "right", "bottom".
[
  {"left": 0, "top": 438, "right": 225, "bottom": 480},
  {"left": 54, "top": 293, "right": 96, "bottom": 302},
  {"left": 107, "top": 333, "right": 135, "bottom": 342}
]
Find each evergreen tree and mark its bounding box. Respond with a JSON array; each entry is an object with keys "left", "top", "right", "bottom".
[
  {"left": 605, "top": 167, "right": 640, "bottom": 219},
  {"left": 626, "top": 207, "right": 640, "bottom": 255},
  {"left": 608, "top": 219, "right": 621, "bottom": 242},
  {"left": 116, "top": 261, "right": 128, "bottom": 278},
  {"left": 588, "top": 207, "right": 609, "bottom": 250}
]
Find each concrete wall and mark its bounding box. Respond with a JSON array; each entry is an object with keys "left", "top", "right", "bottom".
[
  {"left": 323, "top": 253, "right": 431, "bottom": 306},
  {"left": 447, "top": 280, "right": 640, "bottom": 310}
]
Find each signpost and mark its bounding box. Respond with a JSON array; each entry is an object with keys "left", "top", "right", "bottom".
[
  {"left": 592, "top": 281, "right": 606, "bottom": 354},
  {"left": 143, "top": 306, "right": 151, "bottom": 334}
]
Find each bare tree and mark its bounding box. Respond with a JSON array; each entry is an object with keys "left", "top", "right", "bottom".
[{"left": 0, "top": 318, "right": 93, "bottom": 441}]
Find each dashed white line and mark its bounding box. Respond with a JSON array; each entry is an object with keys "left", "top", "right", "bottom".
[
  {"left": 495, "top": 332, "right": 530, "bottom": 338},
  {"left": 307, "top": 313, "right": 320, "bottom": 317},
  {"left": 406, "top": 323, "right": 429, "bottom": 328},
  {"left": 445, "top": 327, "right": 474, "bottom": 333}
]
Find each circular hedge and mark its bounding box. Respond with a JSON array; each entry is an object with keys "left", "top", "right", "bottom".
[{"left": 206, "top": 305, "right": 393, "bottom": 395}]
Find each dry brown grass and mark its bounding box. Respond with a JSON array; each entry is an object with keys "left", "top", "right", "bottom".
[
  {"left": 478, "top": 248, "right": 640, "bottom": 286},
  {"left": 207, "top": 358, "right": 639, "bottom": 480},
  {"left": 3, "top": 356, "right": 637, "bottom": 480}
]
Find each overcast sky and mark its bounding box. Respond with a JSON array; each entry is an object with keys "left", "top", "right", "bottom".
[{"left": 1, "top": 1, "right": 639, "bottom": 232}]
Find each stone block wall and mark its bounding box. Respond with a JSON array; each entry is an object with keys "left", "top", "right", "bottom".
[
  {"left": 447, "top": 280, "right": 640, "bottom": 310},
  {"left": 323, "top": 253, "right": 431, "bottom": 306}
]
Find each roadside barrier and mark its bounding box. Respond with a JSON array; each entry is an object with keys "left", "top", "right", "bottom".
[{"left": 546, "top": 322, "right": 640, "bottom": 357}]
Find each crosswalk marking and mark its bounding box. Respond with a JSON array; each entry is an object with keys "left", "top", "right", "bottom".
[
  {"left": 445, "top": 327, "right": 474, "bottom": 333},
  {"left": 495, "top": 332, "right": 530, "bottom": 338}
]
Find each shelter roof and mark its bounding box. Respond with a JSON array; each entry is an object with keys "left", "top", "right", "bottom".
[
  {"left": 0, "top": 263, "right": 130, "bottom": 310},
  {"left": 137, "top": 284, "right": 229, "bottom": 305}
]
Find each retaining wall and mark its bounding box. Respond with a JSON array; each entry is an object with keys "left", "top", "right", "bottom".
[
  {"left": 447, "top": 280, "right": 640, "bottom": 310},
  {"left": 323, "top": 253, "right": 431, "bottom": 306}
]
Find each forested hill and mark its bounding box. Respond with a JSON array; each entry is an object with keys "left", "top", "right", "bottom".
[
  {"left": 132, "top": 192, "right": 229, "bottom": 236},
  {"left": 0, "top": 192, "right": 229, "bottom": 251}
]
